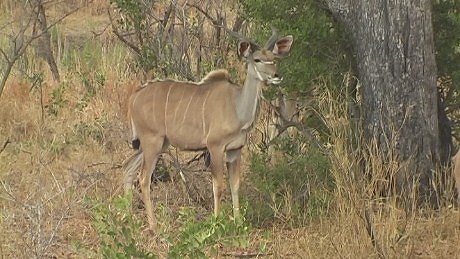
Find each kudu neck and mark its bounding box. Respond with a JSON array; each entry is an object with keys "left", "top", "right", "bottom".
[{"left": 236, "top": 65, "right": 264, "bottom": 129}]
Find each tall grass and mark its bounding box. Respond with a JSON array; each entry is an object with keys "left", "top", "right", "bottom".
[
  {"left": 318, "top": 85, "right": 459, "bottom": 258},
  {"left": 0, "top": 5, "right": 132, "bottom": 257}
]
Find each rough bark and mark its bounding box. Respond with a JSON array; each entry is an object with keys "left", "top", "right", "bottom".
[
  {"left": 35, "top": 1, "right": 60, "bottom": 82},
  {"left": 438, "top": 94, "right": 453, "bottom": 163},
  {"left": 326, "top": 0, "right": 440, "bottom": 202}
]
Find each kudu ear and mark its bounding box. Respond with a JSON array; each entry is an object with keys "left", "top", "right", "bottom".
[
  {"left": 238, "top": 41, "right": 252, "bottom": 58},
  {"left": 273, "top": 35, "right": 293, "bottom": 57}
]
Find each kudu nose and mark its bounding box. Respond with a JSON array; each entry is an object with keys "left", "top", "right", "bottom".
[{"left": 268, "top": 73, "right": 283, "bottom": 85}]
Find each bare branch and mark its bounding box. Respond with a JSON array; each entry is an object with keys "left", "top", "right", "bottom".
[
  {"left": 323, "top": 0, "right": 352, "bottom": 24},
  {"left": 91, "top": 23, "right": 110, "bottom": 38},
  {"left": 185, "top": 152, "right": 209, "bottom": 167},
  {"left": 363, "top": 207, "right": 386, "bottom": 259},
  {"left": 160, "top": 0, "right": 176, "bottom": 32},
  {"left": 186, "top": 2, "right": 259, "bottom": 47},
  {"left": 0, "top": 138, "right": 10, "bottom": 154},
  {"left": 222, "top": 251, "right": 273, "bottom": 257},
  {"left": 0, "top": 48, "right": 9, "bottom": 63},
  {"left": 265, "top": 99, "right": 324, "bottom": 151},
  {"left": 107, "top": 9, "right": 141, "bottom": 55}
]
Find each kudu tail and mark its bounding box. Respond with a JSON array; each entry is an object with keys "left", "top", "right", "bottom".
[
  {"left": 122, "top": 149, "right": 143, "bottom": 193},
  {"left": 127, "top": 90, "right": 141, "bottom": 150}
]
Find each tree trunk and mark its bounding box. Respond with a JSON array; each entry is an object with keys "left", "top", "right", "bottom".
[
  {"left": 35, "top": 0, "right": 60, "bottom": 82},
  {"left": 327, "top": 0, "right": 440, "bottom": 203}
]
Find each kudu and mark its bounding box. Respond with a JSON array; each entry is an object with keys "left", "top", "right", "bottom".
[{"left": 124, "top": 31, "right": 293, "bottom": 228}]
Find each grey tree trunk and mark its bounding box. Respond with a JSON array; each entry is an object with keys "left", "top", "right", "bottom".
[
  {"left": 35, "top": 1, "right": 60, "bottom": 82},
  {"left": 326, "top": 0, "right": 440, "bottom": 203}
]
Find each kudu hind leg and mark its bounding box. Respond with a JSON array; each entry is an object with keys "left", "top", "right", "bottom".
[
  {"left": 123, "top": 149, "right": 142, "bottom": 194},
  {"left": 227, "top": 149, "right": 242, "bottom": 219},
  {"left": 139, "top": 137, "right": 164, "bottom": 229}
]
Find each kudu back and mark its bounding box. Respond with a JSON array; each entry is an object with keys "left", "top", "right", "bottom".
[{"left": 124, "top": 32, "right": 293, "bottom": 229}]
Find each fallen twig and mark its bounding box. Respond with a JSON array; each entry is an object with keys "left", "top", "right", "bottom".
[
  {"left": 0, "top": 138, "right": 10, "bottom": 154},
  {"left": 87, "top": 161, "right": 122, "bottom": 169},
  {"left": 222, "top": 251, "right": 273, "bottom": 258}
]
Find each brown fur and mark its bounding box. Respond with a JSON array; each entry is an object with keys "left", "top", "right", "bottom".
[
  {"left": 124, "top": 33, "right": 293, "bottom": 229},
  {"left": 200, "top": 69, "right": 231, "bottom": 84}
]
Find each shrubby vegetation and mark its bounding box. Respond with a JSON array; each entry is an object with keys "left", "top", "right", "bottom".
[{"left": 239, "top": 0, "right": 349, "bottom": 224}]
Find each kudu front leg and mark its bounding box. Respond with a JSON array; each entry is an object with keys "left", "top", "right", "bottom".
[
  {"left": 209, "top": 147, "right": 226, "bottom": 217},
  {"left": 227, "top": 149, "right": 242, "bottom": 219}
]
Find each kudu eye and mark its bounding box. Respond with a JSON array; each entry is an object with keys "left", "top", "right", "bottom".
[{"left": 253, "top": 58, "right": 261, "bottom": 63}]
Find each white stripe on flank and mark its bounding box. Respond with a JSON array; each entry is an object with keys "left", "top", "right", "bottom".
[
  {"left": 151, "top": 90, "right": 157, "bottom": 126},
  {"left": 165, "top": 84, "right": 172, "bottom": 135},
  {"left": 202, "top": 91, "right": 212, "bottom": 138},
  {"left": 174, "top": 90, "right": 185, "bottom": 125},
  {"left": 181, "top": 89, "right": 196, "bottom": 127}
]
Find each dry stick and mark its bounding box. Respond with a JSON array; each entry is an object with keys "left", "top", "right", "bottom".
[
  {"left": 221, "top": 251, "right": 273, "bottom": 257},
  {"left": 0, "top": 138, "right": 10, "bottom": 154},
  {"left": 363, "top": 206, "right": 386, "bottom": 259},
  {"left": 167, "top": 148, "right": 187, "bottom": 184},
  {"left": 185, "top": 152, "right": 208, "bottom": 166},
  {"left": 87, "top": 161, "right": 122, "bottom": 169},
  {"left": 186, "top": 2, "right": 259, "bottom": 47},
  {"left": 166, "top": 149, "right": 208, "bottom": 207},
  {"left": 91, "top": 22, "right": 110, "bottom": 38},
  {"left": 107, "top": 9, "right": 141, "bottom": 55},
  {"left": 41, "top": 204, "right": 72, "bottom": 255},
  {"left": 265, "top": 99, "right": 325, "bottom": 151}
]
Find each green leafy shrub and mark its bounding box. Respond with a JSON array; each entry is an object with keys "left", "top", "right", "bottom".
[
  {"left": 73, "top": 113, "right": 109, "bottom": 145},
  {"left": 168, "top": 208, "right": 250, "bottom": 258},
  {"left": 48, "top": 83, "right": 67, "bottom": 116},
  {"left": 88, "top": 193, "right": 156, "bottom": 258},
  {"left": 77, "top": 70, "right": 106, "bottom": 110},
  {"left": 247, "top": 136, "right": 334, "bottom": 226}
]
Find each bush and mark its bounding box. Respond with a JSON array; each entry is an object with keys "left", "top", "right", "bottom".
[
  {"left": 247, "top": 135, "right": 334, "bottom": 226},
  {"left": 88, "top": 193, "right": 156, "bottom": 258},
  {"left": 167, "top": 208, "right": 250, "bottom": 258}
]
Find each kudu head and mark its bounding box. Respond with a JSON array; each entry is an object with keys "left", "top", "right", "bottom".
[{"left": 237, "top": 29, "right": 293, "bottom": 85}]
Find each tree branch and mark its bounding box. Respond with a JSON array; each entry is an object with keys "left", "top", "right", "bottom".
[
  {"left": 0, "top": 138, "right": 10, "bottom": 154},
  {"left": 186, "top": 2, "right": 258, "bottom": 46},
  {"left": 107, "top": 9, "right": 141, "bottom": 55},
  {"left": 265, "top": 99, "right": 325, "bottom": 151},
  {"left": 323, "top": 0, "right": 353, "bottom": 26}
]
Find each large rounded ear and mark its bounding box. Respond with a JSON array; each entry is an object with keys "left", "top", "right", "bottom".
[
  {"left": 238, "top": 41, "right": 251, "bottom": 58},
  {"left": 273, "top": 35, "right": 293, "bottom": 57}
]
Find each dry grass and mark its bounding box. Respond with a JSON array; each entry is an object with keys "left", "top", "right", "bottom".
[{"left": 1, "top": 2, "right": 459, "bottom": 258}]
